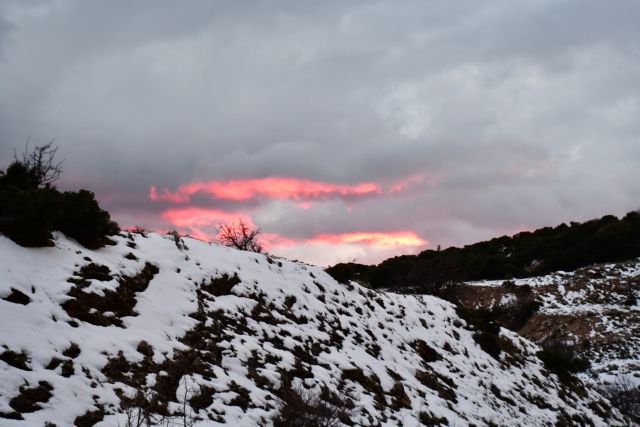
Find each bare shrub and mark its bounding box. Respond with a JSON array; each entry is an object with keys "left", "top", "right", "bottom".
[
  {"left": 17, "top": 140, "right": 63, "bottom": 187},
  {"left": 597, "top": 376, "right": 640, "bottom": 421},
  {"left": 130, "top": 226, "right": 148, "bottom": 237},
  {"left": 167, "top": 230, "right": 188, "bottom": 250},
  {"left": 273, "top": 385, "right": 353, "bottom": 427},
  {"left": 118, "top": 377, "right": 200, "bottom": 427},
  {"left": 216, "top": 219, "right": 262, "bottom": 253}
]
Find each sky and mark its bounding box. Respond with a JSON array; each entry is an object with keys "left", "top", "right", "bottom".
[{"left": 0, "top": 1, "right": 639, "bottom": 266}]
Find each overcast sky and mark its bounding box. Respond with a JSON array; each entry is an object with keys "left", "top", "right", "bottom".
[{"left": 1, "top": 1, "right": 639, "bottom": 265}]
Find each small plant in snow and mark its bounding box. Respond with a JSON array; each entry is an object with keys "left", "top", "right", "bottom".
[{"left": 216, "top": 219, "right": 263, "bottom": 253}]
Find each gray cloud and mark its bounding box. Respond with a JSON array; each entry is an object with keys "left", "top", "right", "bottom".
[{"left": 1, "top": 1, "right": 639, "bottom": 264}]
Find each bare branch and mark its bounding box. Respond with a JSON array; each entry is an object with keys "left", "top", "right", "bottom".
[
  {"left": 16, "top": 140, "right": 64, "bottom": 187},
  {"left": 216, "top": 219, "right": 263, "bottom": 253}
]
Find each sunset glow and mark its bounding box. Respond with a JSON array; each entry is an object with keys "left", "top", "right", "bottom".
[
  {"left": 158, "top": 208, "right": 427, "bottom": 252},
  {"left": 150, "top": 175, "right": 428, "bottom": 264},
  {"left": 160, "top": 207, "right": 252, "bottom": 240},
  {"left": 308, "top": 231, "right": 427, "bottom": 248},
  {"left": 158, "top": 204, "right": 427, "bottom": 260}
]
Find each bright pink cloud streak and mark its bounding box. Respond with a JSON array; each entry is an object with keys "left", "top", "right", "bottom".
[
  {"left": 306, "top": 231, "right": 427, "bottom": 248},
  {"left": 149, "top": 175, "right": 424, "bottom": 203}
]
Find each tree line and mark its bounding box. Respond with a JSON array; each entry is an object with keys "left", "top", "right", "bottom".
[{"left": 327, "top": 211, "right": 640, "bottom": 290}]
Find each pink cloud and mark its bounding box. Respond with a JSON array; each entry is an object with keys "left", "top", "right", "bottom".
[
  {"left": 149, "top": 175, "right": 424, "bottom": 204},
  {"left": 160, "top": 207, "right": 253, "bottom": 240},
  {"left": 306, "top": 231, "right": 427, "bottom": 248}
]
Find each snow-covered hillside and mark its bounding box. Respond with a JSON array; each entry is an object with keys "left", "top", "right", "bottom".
[
  {"left": 464, "top": 261, "right": 640, "bottom": 389},
  {"left": 0, "top": 232, "right": 626, "bottom": 426}
]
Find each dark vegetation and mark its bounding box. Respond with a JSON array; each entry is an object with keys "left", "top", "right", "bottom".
[
  {"left": 216, "top": 219, "right": 263, "bottom": 253},
  {"left": 454, "top": 306, "right": 503, "bottom": 359},
  {"left": 0, "top": 381, "right": 53, "bottom": 420},
  {"left": 2, "top": 288, "right": 31, "bottom": 305},
  {"left": 62, "top": 262, "right": 159, "bottom": 327},
  {"left": 273, "top": 385, "right": 353, "bottom": 427},
  {"left": 536, "top": 340, "right": 591, "bottom": 385},
  {"left": 597, "top": 376, "right": 640, "bottom": 422},
  {"left": 327, "top": 211, "right": 640, "bottom": 290},
  {"left": 0, "top": 142, "right": 118, "bottom": 248},
  {"left": 434, "top": 280, "right": 541, "bottom": 334}
]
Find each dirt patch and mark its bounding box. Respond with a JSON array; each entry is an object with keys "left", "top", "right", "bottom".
[{"left": 518, "top": 313, "right": 597, "bottom": 347}]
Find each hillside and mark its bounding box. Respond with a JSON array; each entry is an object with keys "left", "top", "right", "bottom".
[
  {"left": 327, "top": 211, "right": 640, "bottom": 290},
  {"left": 458, "top": 259, "right": 640, "bottom": 390},
  {"left": 0, "top": 232, "right": 627, "bottom": 426}
]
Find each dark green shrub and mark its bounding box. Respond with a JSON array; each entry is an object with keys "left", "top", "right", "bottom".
[
  {"left": 56, "top": 190, "right": 118, "bottom": 249},
  {"left": 419, "top": 411, "right": 448, "bottom": 426},
  {"left": 455, "top": 306, "right": 502, "bottom": 359},
  {"left": 537, "top": 341, "right": 590, "bottom": 384},
  {"left": 0, "top": 186, "right": 60, "bottom": 246},
  {"left": 0, "top": 145, "right": 119, "bottom": 249},
  {"left": 597, "top": 376, "right": 640, "bottom": 421},
  {"left": 325, "top": 262, "right": 371, "bottom": 285},
  {"left": 0, "top": 162, "right": 39, "bottom": 190},
  {"left": 273, "top": 385, "right": 353, "bottom": 427}
]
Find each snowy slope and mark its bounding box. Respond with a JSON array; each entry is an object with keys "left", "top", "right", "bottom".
[
  {"left": 464, "top": 260, "right": 640, "bottom": 389},
  {"left": 0, "top": 232, "right": 626, "bottom": 426}
]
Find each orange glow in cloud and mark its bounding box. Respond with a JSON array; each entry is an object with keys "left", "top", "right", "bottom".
[
  {"left": 149, "top": 175, "right": 424, "bottom": 203},
  {"left": 307, "top": 231, "right": 427, "bottom": 248}
]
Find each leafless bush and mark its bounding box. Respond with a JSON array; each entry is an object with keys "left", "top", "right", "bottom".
[
  {"left": 167, "top": 230, "right": 188, "bottom": 250},
  {"left": 17, "top": 140, "right": 63, "bottom": 187},
  {"left": 597, "top": 376, "right": 640, "bottom": 421},
  {"left": 177, "top": 376, "right": 198, "bottom": 427},
  {"left": 130, "top": 226, "right": 148, "bottom": 237},
  {"left": 119, "top": 388, "right": 161, "bottom": 427},
  {"left": 273, "top": 385, "right": 353, "bottom": 427},
  {"left": 216, "top": 219, "right": 263, "bottom": 253},
  {"left": 118, "top": 378, "right": 200, "bottom": 427}
]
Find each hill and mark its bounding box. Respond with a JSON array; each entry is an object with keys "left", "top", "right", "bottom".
[
  {"left": 455, "top": 259, "right": 640, "bottom": 393},
  {"left": 327, "top": 211, "right": 640, "bottom": 291},
  {"left": 0, "top": 232, "right": 625, "bottom": 426}
]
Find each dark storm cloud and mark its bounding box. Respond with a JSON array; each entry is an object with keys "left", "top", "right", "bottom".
[{"left": 1, "top": 0, "right": 639, "bottom": 264}]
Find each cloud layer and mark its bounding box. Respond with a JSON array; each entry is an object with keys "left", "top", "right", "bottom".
[{"left": 1, "top": 1, "right": 639, "bottom": 265}]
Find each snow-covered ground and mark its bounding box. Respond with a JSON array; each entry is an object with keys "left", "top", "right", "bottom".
[
  {"left": 0, "top": 232, "right": 626, "bottom": 426},
  {"left": 464, "top": 260, "right": 640, "bottom": 391}
]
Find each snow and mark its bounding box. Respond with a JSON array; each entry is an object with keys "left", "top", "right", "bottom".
[
  {"left": 0, "top": 232, "right": 624, "bottom": 426},
  {"left": 466, "top": 259, "right": 640, "bottom": 391}
]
